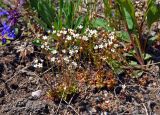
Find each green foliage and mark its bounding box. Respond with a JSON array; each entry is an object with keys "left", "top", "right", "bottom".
[
  {"left": 32, "top": 39, "right": 42, "bottom": 47},
  {"left": 54, "top": 0, "right": 87, "bottom": 30},
  {"left": 117, "top": 31, "right": 130, "bottom": 42},
  {"left": 115, "top": 0, "right": 160, "bottom": 65},
  {"left": 146, "top": 0, "right": 160, "bottom": 28},
  {"left": 103, "top": 0, "right": 112, "bottom": 18},
  {"left": 107, "top": 60, "right": 124, "bottom": 75},
  {"left": 29, "top": 0, "right": 88, "bottom": 31},
  {"left": 91, "top": 18, "right": 113, "bottom": 31},
  {"left": 116, "top": 0, "right": 137, "bottom": 31},
  {"left": 29, "top": 0, "right": 56, "bottom": 29}
]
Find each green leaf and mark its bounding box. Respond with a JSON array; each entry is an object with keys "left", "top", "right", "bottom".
[
  {"left": 32, "top": 39, "right": 42, "bottom": 46},
  {"left": 129, "top": 61, "right": 138, "bottom": 66},
  {"left": 103, "top": 0, "right": 112, "bottom": 17},
  {"left": 107, "top": 60, "right": 124, "bottom": 75},
  {"left": 131, "top": 70, "right": 143, "bottom": 78},
  {"left": 147, "top": 5, "right": 160, "bottom": 28},
  {"left": 123, "top": 7, "right": 133, "bottom": 30},
  {"left": 91, "top": 18, "right": 113, "bottom": 31},
  {"left": 74, "top": 16, "right": 83, "bottom": 29},
  {"left": 118, "top": 31, "right": 130, "bottom": 42},
  {"left": 144, "top": 53, "right": 152, "bottom": 60},
  {"left": 116, "top": 0, "right": 137, "bottom": 31},
  {"left": 34, "top": 17, "right": 48, "bottom": 31}
]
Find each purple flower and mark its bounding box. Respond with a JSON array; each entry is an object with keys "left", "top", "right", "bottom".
[
  {"left": 0, "top": 8, "right": 18, "bottom": 44},
  {"left": 2, "top": 38, "right": 7, "bottom": 44},
  {"left": 1, "top": 22, "right": 16, "bottom": 39}
]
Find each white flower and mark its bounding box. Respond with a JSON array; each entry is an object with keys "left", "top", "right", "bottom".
[
  {"left": 94, "top": 45, "right": 98, "bottom": 50},
  {"left": 111, "top": 48, "right": 115, "bottom": 52},
  {"left": 64, "top": 56, "right": 69, "bottom": 63},
  {"left": 47, "top": 30, "right": 51, "bottom": 34},
  {"left": 75, "top": 49, "right": 78, "bottom": 53},
  {"left": 122, "top": 84, "right": 126, "bottom": 91},
  {"left": 68, "top": 29, "right": 74, "bottom": 34},
  {"left": 36, "top": 34, "right": 41, "bottom": 38},
  {"left": 90, "top": 30, "right": 97, "bottom": 35},
  {"left": 78, "top": 25, "right": 83, "bottom": 29},
  {"left": 40, "top": 59, "right": 44, "bottom": 62},
  {"left": 44, "top": 42, "right": 48, "bottom": 46},
  {"left": 73, "top": 33, "right": 79, "bottom": 38},
  {"left": 37, "top": 63, "right": 43, "bottom": 68},
  {"left": 99, "top": 44, "right": 104, "bottom": 49},
  {"left": 52, "top": 30, "right": 56, "bottom": 34},
  {"left": 109, "top": 32, "right": 115, "bottom": 40},
  {"left": 33, "top": 64, "right": 38, "bottom": 68},
  {"left": 66, "top": 35, "right": 72, "bottom": 40},
  {"left": 85, "top": 28, "right": 90, "bottom": 32},
  {"left": 69, "top": 50, "right": 74, "bottom": 55},
  {"left": 108, "top": 40, "right": 113, "bottom": 45},
  {"left": 88, "top": 33, "right": 92, "bottom": 37},
  {"left": 42, "top": 36, "right": 48, "bottom": 40},
  {"left": 104, "top": 43, "right": 108, "bottom": 48},
  {"left": 114, "top": 44, "right": 119, "bottom": 48},
  {"left": 45, "top": 46, "right": 50, "bottom": 50},
  {"left": 62, "top": 49, "right": 66, "bottom": 53},
  {"left": 51, "top": 49, "right": 57, "bottom": 54},
  {"left": 72, "top": 62, "right": 77, "bottom": 68},
  {"left": 34, "top": 59, "right": 38, "bottom": 63},
  {"left": 51, "top": 57, "right": 56, "bottom": 62},
  {"left": 57, "top": 32, "right": 61, "bottom": 37},
  {"left": 82, "top": 36, "right": 88, "bottom": 41},
  {"left": 63, "top": 30, "right": 67, "bottom": 35}
]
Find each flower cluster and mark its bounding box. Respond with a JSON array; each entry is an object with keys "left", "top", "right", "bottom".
[
  {"left": 0, "top": 8, "right": 19, "bottom": 44},
  {"left": 33, "top": 58, "right": 43, "bottom": 68},
  {"left": 34, "top": 26, "right": 126, "bottom": 71}
]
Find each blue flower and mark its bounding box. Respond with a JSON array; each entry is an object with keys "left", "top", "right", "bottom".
[
  {"left": 2, "top": 38, "right": 7, "bottom": 44},
  {"left": 1, "top": 22, "right": 16, "bottom": 39},
  {"left": 8, "top": 29, "right": 16, "bottom": 39},
  {"left": 0, "top": 8, "right": 19, "bottom": 44}
]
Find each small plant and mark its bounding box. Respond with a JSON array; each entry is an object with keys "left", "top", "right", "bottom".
[
  {"left": 116, "top": 0, "right": 160, "bottom": 65},
  {"left": 102, "top": 0, "right": 160, "bottom": 65},
  {"left": 32, "top": 26, "right": 126, "bottom": 97}
]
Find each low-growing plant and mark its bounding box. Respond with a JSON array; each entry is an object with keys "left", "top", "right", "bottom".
[
  {"left": 116, "top": 0, "right": 160, "bottom": 65},
  {"left": 32, "top": 26, "right": 127, "bottom": 97},
  {"left": 28, "top": 0, "right": 88, "bottom": 31}
]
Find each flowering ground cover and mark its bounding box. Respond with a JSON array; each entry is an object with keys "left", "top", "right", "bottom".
[{"left": 0, "top": 0, "right": 160, "bottom": 114}]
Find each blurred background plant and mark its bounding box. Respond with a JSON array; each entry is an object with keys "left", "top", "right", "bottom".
[{"left": 100, "top": 0, "right": 160, "bottom": 65}]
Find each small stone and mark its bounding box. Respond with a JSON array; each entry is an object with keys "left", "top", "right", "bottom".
[
  {"left": 29, "top": 77, "right": 33, "bottom": 81},
  {"left": 31, "top": 90, "right": 42, "bottom": 98}
]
